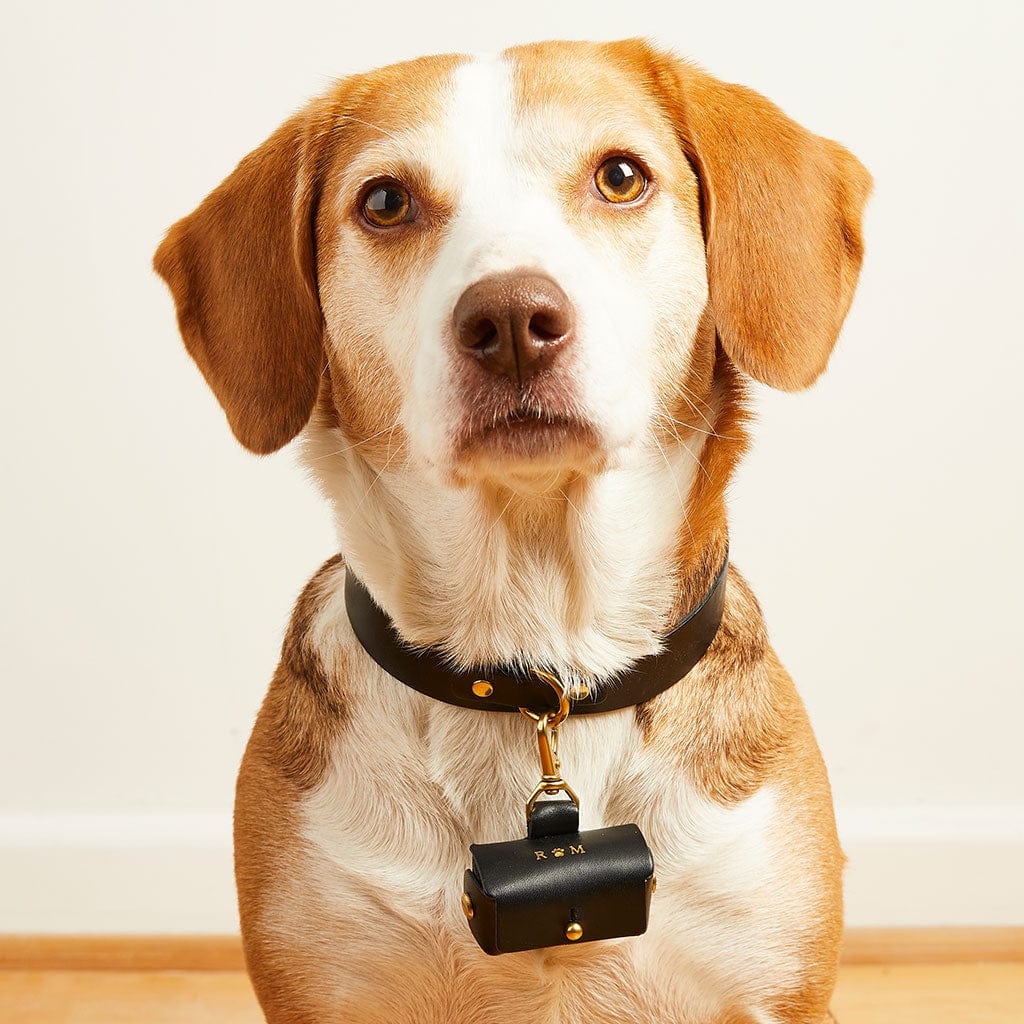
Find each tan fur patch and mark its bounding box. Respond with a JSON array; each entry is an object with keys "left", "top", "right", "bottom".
[{"left": 250, "top": 554, "right": 349, "bottom": 793}]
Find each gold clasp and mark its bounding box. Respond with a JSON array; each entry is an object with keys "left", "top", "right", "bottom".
[
  {"left": 520, "top": 670, "right": 579, "bottom": 815},
  {"left": 535, "top": 712, "right": 559, "bottom": 778},
  {"left": 519, "top": 669, "right": 570, "bottom": 727}
]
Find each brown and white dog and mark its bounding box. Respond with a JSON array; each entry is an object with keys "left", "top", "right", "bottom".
[{"left": 155, "top": 38, "right": 870, "bottom": 1024}]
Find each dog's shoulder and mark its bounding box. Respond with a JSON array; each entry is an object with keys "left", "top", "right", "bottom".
[
  {"left": 637, "top": 565, "right": 812, "bottom": 803},
  {"left": 242, "top": 553, "right": 350, "bottom": 795}
]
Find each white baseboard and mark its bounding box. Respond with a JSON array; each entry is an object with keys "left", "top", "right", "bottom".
[
  {"left": 1, "top": 807, "right": 1022, "bottom": 932},
  {"left": 837, "top": 805, "right": 1024, "bottom": 927},
  {"left": 0, "top": 813, "right": 236, "bottom": 934}
]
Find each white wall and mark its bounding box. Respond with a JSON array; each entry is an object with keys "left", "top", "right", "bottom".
[{"left": 1, "top": 0, "right": 1021, "bottom": 932}]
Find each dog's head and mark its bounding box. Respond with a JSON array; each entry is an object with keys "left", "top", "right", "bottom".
[{"left": 155, "top": 39, "right": 870, "bottom": 493}]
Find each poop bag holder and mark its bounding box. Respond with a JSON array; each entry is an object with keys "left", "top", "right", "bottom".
[
  {"left": 460, "top": 673, "right": 656, "bottom": 955},
  {"left": 462, "top": 797, "right": 655, "bottom": 955}
]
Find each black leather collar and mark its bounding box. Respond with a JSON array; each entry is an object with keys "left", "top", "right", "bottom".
[{"left": 344, "top": 556, "right": 728, "bottom": 716}]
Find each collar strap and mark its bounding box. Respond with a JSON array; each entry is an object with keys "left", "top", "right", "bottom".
[{"left": 344, "top": 556, "right": 728, "bottom": 716}]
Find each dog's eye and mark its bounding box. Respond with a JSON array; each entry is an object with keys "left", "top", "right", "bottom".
[
  {"left": 594, "top": 157, "right": 646, "bottom": 204},
  {"left": 363, "top": 182, "right": 413, "bottom": 227}
]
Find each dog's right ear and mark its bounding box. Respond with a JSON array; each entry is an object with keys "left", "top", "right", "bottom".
[{"left": 154, "top": 101, "right": 335, "bottom": 454}]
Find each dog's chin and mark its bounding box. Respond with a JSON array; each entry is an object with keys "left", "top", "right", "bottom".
[{"left": 450, "top": 410, "right": 607, "bottom": 485}]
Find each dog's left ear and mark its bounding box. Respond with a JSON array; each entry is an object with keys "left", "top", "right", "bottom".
[
  {"left": 635, "top": 42, "right": 872, "bottom": 390},
  {"left": 154, "top": 100, "right": 336, "bottom": 454}
]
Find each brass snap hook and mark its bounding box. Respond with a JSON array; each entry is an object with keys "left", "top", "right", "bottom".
[
  {"left": 523, "top": 708, "right": 579, "bottom": 814},
  {"left": 535, "top": 713, "right": 560, "bottom": 778},
  {"left": 520, "top": 670, "right": 579, "bottom": 816},
  {"left": 519, "top": 668, "right": 570, "bottom": 727}
]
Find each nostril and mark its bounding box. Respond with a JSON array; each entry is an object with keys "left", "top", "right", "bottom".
[
  {"left": 528, "top": 310, "right": 567, "bottom": 343},
  {"left": 465, "top": 317, "right": 498, "bottom": 350}
]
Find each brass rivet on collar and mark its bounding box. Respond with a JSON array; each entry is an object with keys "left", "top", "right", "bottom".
[
  {"left": 565, "top": 922, "right": 583, "bottom": 941},
  {"left": 471, "top": 680, "right": 494, "bottom": 698},
  {"left": 651, "top": 876, "right": 658, "bottom": 894},
  {"left": 461, "top": 892, "right": 475, "bottom": 919},
  {"left": 568, "top": 682, "right": 591, "bottom": 700}
]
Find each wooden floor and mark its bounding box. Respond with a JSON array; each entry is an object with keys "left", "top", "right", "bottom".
[{"left": 1, "top": 964, "right": 1021, "bottom": 1023}]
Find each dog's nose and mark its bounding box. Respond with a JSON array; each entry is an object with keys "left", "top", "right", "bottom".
[{"left": 453, "top": 273, "right": 574, "bottom": 383}]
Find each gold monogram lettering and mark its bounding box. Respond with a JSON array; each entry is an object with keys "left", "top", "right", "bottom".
[
  {"left": 534, "top": 851, "right": 547, "bottom": 861},
  {"left": 570, "top": 844, "right": 585, "bottom": 855}
]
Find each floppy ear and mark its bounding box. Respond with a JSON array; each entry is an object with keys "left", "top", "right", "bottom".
[
  {"left": 642, "top": 46, "right": 872, "bottom": 390},
  {"left": 154, "top": 103, "right": 333, "bottom": 453}
]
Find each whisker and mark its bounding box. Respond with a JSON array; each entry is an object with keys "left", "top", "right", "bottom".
[
  {"left": 659, "top": 416, "right": 732, "bottom": 440},
  {"left": 676, "top": 377, "right": 716, "bottom": 414},
  {"left": 353, "top": 436, "right": 407, "bottom": 513},
  {"left": 653, "top": 435, "right": 696, "bottom": 549},
  {"left": 656, "top": 408, "right": 688, "bottom": 449},
  {"left": 334, "top": 114, "right": 403, "bottom": 144},
  {"left": 680, "top": 441, "right": 713, "bottom": 484},
  {"left": 539, "top": 469, "right": 564, "bottom": 497},
  {"left": 655, "top": 399, "right": 738, "bottom": 441},
  {"left": 385, "top": 419, "right": 397, "bottom": 462},
  {"left": 559, "top": 489, "right": 583, "bottom": 518},
  {"left": 308, "top": 420, "right": 402, "bottom": 462},
  {"left": 657, "top": 414, "right": 713, "bottom": 485},
  {"left": 673, "top": 382, "right": 719, "bottom": 433},
  {"left": 485, "top": 492, "right": 516, "bottom": 541},
  {"left": 676, "top": 396, "right": 715, "bottom": 433}
]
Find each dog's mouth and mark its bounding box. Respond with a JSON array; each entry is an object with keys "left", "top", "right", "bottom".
[{"left": 455, "top": 400, "right": 601, "bottom": 467}]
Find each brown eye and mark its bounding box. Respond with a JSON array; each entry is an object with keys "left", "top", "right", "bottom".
[
  {"left": 594, "top": 157, "right": 646, "bottom": 203},
  {"left": 363, "top": 182, "right": 412, "bottom": 227}
]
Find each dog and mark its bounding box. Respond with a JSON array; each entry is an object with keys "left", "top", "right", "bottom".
[{"left": 155, "top": 38, "right": 870, "bottom": 1024}]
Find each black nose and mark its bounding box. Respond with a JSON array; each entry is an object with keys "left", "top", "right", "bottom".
[{"left": 453, "top": 273, "right": 574, "bottom": 383}]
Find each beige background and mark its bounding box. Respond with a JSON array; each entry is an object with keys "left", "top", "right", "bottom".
[{"left": 1, "top": 0, "right": 1021, "bottom": 931}]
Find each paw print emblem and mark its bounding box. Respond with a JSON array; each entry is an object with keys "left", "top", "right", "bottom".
[{"left": 552, "top": 847, "right": 565, "bottom": 857}]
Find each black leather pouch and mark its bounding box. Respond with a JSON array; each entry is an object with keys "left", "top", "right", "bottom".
[{"left": 462, "top": 799, "right": 655, "bottom": 955}]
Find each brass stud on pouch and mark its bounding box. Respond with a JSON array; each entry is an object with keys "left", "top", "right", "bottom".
[
  {"left": 471, "top": 680, "right": 493, "bottom": 698},
  {"left": 651, "top": 876, "right": 658, "bottom": 894},
  {"left": 565, "top": 921, "right": 584, "bottom": 941},
  {"left": 461, "top": 892, "right": 475, "bottom": 919}
]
